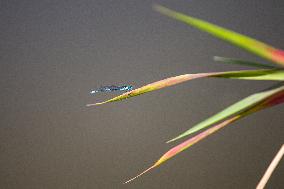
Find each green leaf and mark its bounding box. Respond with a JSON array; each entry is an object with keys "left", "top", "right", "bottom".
[
  {"left": 124, "top": 85, "right": 284, "bottom": 183},
  {"left": 153, "top": 4, "right": 284, "bottom": 67},
  {"left": 213, "top": 69, "right": 284, "bottom": 81},
  {"left": 87, "top": 69, "right": 284, "bottom": 106},
  {"left": 167, "top": 84, "right": 284, "bottom": 143},
  {"left": 213, "top": 56, "right": 278, "bottom": 69}
]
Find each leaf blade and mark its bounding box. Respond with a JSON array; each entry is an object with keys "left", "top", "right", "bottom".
[
  {"left": 124, "top": 85, "right": 284, "bottom": 183},
  {"left": 213, "top": 56, "right": 278, "bottom": 69},
  {"left": 87, "top": 69, "right": 284, "bottom": 106},
  {"left": 167, "top": 84, "right": 284, "bottom": 142},
  {"left": 153, "top": 4, "right": 284, "bottom": 66}
]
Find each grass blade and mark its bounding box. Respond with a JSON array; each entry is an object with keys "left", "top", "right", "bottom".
[
  {"left": 213, "top": 56, "right": 278, "bottom": 69},
  {"left": 153, "top": 5, "right": 284, "bottom": 67},
  {"left": 124, "top": 115, "right": 240, "bottom": 184},
  {"left": 256, "top": 144, "right": 284, "bottom": 189},
  {"left": 167, "top": 84, "right": 284, "bottom": 143},
  {"left": 87, "top": 69, "right": 284, "bottom": 106},
  {"left": 213, "top": 69, "right": 284, "bottom": 81},
  {"left": 124, "top": 86, "right": 284, "bottom": 183}
]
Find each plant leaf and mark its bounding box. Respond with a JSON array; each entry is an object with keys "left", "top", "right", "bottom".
[
  {"left": 153, "top": 5, "right": 284, "bottom": 67},
  {"left": 124, "top": 85, "right": 284, "bottom": 183},
  {"left": 214, "top": 56, "right": 279, "bottom": 69},
  {"left": 87, "top": 69, "right": 284, "bottom": 106},
  {"left": 213, "top": 69, "right": 284, "bottom": 81},
  {"left": 167, "top": 84, "right": 284, "bottom": 143},
  {"left": 124, "top": 115, "right": 240, "bottom": 184}
]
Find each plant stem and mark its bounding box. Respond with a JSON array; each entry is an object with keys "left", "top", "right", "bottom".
[{"left": 256, "top": 144, "right": 284, "bottom": 189}]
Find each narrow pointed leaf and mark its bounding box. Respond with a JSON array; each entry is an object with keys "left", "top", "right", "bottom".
[
  {"left": 153, "top": 5, "right": 284, "bottom": 67},
  {"left": 124, "top": 115, "right": 240, "bottom": 184},
  {"left": 125, "top": 86, "right": 284, "bottom": 183},
  {"left": 214, "top": 56, "right": 278, "bottom": 69},
  {"left": 256, "top": 144, "right": 284, "bottom": 189},
  {"left": 87, "top": 69, "right": 284, "bottom": 106},
  {"left": 168, "top": 85, "right": 284, "bottom": 143},
  {"left": 213, "top": 69, "right": 284, "bottom": 81}
]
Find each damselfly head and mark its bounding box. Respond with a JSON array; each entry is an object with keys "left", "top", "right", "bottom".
[{"left": 123, "top": 85, "right": 133, "bottom": 91}]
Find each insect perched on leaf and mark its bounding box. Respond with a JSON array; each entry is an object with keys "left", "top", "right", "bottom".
[{"left": 90, "top": 85, "right": 133, "bottom": 94}]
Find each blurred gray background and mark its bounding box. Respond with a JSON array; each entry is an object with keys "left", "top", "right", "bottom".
[{"left": 1, "top": 0, "right": 283, "bottom": 188}]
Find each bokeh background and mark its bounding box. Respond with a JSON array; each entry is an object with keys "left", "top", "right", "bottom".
[{"left": 1, "top": 1, "right": 283, "bottom": 188}]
